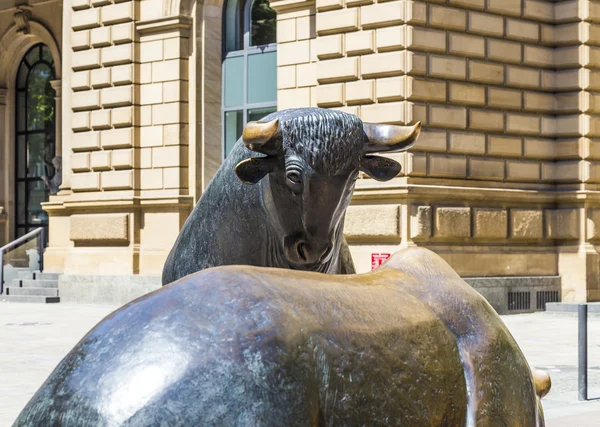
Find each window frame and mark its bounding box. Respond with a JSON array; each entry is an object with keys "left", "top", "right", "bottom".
[{"left": 221, "top": 0, "right": 277, "bottom": 160}]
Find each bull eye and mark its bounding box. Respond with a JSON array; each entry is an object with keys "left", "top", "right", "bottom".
[{"left": 287, "top": 171, "right": 302, "bottom": 185}]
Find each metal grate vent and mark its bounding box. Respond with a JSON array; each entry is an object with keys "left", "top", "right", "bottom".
[
  {"left": 508, "top": 291, "right": 531, "bottom": 311},
  {"left": 536, "top": 290, "right": 560, "bottom": 310}
]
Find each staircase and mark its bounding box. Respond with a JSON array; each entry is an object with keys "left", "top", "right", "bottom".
[{"left": 0, "top": 269, "right": 60, "bottom": 303}]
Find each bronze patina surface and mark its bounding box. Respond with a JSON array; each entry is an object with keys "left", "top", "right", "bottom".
[{"left": 14, "top": 247, "right": 548, "bottom": 426}]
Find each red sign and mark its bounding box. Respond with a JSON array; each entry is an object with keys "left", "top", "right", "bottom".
[{"left": 371, "top": 253, "right": 391, "bottom": 270}]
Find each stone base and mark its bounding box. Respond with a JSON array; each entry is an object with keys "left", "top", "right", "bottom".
[
  {"left": 59, "top": 274, "right": 162, "bottom": 306},
  {"left": 464, "top": 276, "right": 561, "bottom": 315}
]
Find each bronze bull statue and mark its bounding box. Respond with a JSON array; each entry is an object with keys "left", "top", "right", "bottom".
[{"left": 14, "top": 247, "right": 549, "bottom": 426}]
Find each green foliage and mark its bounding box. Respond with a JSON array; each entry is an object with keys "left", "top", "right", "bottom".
[{"left": 251, "top": 0, "right": 276, "bottom": 46}]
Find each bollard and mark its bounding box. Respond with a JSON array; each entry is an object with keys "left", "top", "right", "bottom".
[{"left": 579, "top": 304, "right": 588, "bottom": 401}]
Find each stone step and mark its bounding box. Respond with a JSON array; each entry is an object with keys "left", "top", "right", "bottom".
[
  {"left": 20, "top": 279, "right": 59, "bottom": 289},
  {"left": 5, "top": 287, "right": 59, "bottom": 297},
  {"left": 36, "top": 272, "right": 60, "bottom": 281},
  {"left": 0, "top": 295, "right": 60, "bottom": 303},
  {"left": 16, "top": 270, "right": 35, "bottom": 280}
]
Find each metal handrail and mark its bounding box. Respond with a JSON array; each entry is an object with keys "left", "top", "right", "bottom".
[{"left": 0, "top": 227, "right": 45, "bottom": 295}]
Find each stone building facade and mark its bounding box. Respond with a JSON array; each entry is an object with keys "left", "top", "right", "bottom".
[{"left": 0, "top": 0, "right": 599, "bottom": 308}]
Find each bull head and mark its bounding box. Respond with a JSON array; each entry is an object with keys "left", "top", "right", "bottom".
[{"left": 235, "top": 118, "right": 421, "bottom": 184}]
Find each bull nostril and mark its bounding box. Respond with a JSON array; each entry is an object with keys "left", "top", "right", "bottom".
[
  {"left": 296, "top": 242, "right": 308, "bottom": 261},
  {"left": 319, "top": 242, "right": 333, "bottom": 262}
]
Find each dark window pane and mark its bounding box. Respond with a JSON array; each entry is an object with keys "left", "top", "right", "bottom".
[
  {"left": 247, "top": 51, "right": 277, "bottom": 104},
  {"left": 17, "top": 136, "right": 26, "bottom": 178},
  {"left": 248, "top": 106, "right": 276, "bottom": 123},
  {"left": 17, "top": 227, "right": 27, "bottom": 238},
  {"left": 41, "top": 45, "right": 53, "bottom": 66},
  {"left": 27, "top": 180, "right": 48, "bottom": 225},
  {"left": 17, "top": 91, "right": 26, "bottom": 132},
  {"left": 224, "top": 0, "right": 243, "bottom": 53},
  {"left": 25, "top": 46, "right": 40, "bottom": 66},
  {"left": 224, "top": 110, "right": 243, "bottom": 157},
  {"left": 16, "top": 183, "right": 26, "bottom": 223},
  {"left": 250, "top": 0, "right": 276, "bottom": 46},
  {"left": 17, "top": 64, "right": 29, "bottom": 89},
  {"left": 27, "top": 63, "right": 54, "bottom": 131},
  {"left": 223, "top": 56, "right": 244, "bottom": 107},
  {"left": 27, "top": 133, "right": 52, "bottom": 178}
]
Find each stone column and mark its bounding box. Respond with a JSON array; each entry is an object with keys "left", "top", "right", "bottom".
[
  {"left": 50, "top": 79, "right": 62, "bottom": 156},
  {"left": 0, "top": 87, "right": 7, "bottom": 245}
]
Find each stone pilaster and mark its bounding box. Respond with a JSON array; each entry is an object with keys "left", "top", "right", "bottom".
[
  {"left": 0, "top": 87, "right": 7, "bottom": 246},
  {"left": 50, "top": 79, "right": 62, "bottom": 156}
]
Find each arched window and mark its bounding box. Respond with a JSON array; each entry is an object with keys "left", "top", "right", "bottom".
[
  {"left": 222, "top": 0, "right": 277, "bottom": 158},
  {"left": 15, "top": 44, "right": 56, "bottom": 239}
]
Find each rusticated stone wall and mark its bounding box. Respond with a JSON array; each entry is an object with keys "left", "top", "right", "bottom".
[{"left": 271, "top": 0, "right": 600, "bottom": 302}]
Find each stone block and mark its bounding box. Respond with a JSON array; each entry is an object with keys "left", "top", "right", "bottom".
[
  {"left": 429, "top": 5, "right": 466, "bottom": 30},
  {"left": 112, "top": 64, "right": 135, "bottom": 85},
  {"left": 112, "top": 149, "right": 134, "bottom": 169},
  {"left": 361, "top": 51, "right": 404, "bottom": 78},
  {"left": 506, "top": 18, "right": 539, "bottom": 43},
  {"left": 91, "top": 27, "right": 111, "bottom": 48},
  {"left": 71, "top": 172, "right": 101, "bottom": 192},
  {"left": 407, "top": 152, "right": 427, "bottom": 176},
  {"left": 102, "top": 44, "right": 136, "bottom": 66},
  {"left": 72, "top": 8, "right": 101, "bottom": 30},
  {"left": 277, "top": 65, "right": 296, "bottom": 89},
  {"left": 487, "top": 0, "right": 522, "bottom": 17},
  {"left": 449, "top": 33, "right": 485, "bottom": 58},
  {"left": 408, "top": 78, "right": 446, "bottom": 102},
  {"left": 317, "top": 57, "right": 359, "bottom": 83},
  {"left": 506, "top": 66, "right": 540, "bottom": 89},
  {"left": 141, "top": 83, "right": 163, "bottom": 105},
  {"left": 102, "top": 2, "right": 135, "bottom": 25},
  {"left": 90, "top": 151, "right": 111, "bottom": 171},
  {"left": 72, "top": 71, "right": 91, "bottom": 91},
  {"left": 407, "top": 27, "right": 446, "bottom": 53},
  {"left": 546, "top": 209, "right": 578, "bottom": 240},
  {"left": 376, "top": 76, "right": 405, "bottom": 102},
  {"left": 90, "top": 109, "right": 111, "bottom": 129},
  {"left": 346, "top": 80, "right": 375, "bottom": 104},
  {"left": 140, "top": 40, "right": 163, "bottom": 63},
  {"left": 277, "top": 18, "right": 296, "bottom": 43},
  {"left": 112, "top": 106, "right": 135, "bottom": 127},
  {"left": 448, "top": 82, "right": 485, "bottom": 106},
  {"left": 316, "top": 0, "right": 344, "bottom": 11},
  {"left": 102, "top": 86, "right": 134, "bottom": 107},
  {"left": 164, "top": 167, "right": 189, "bottom": 189},
  {"left": 411, "top": 205, "right": 432, "bottom": 239},
  {"left": 101, "top": 128, "right": 134, "bottom": 149},
  {"left": 72, "top": 90, "right": 101, "bottom": 111},
  {"left": 429, "top": 105, "right": 467, "bottom": 129},
  {"left": 360, "top": 102, "right": 405, "bottom": 124},
  {"left": 488, "top": 87, "right": 522, "bottom": 110},
  {"left": 140, "top": 169, "right": 163, "bottom": 190},
  {"left": 72, "top": 131, "right": 101, "bottom": 152},
  {"left": 71, "top": 153, "right": 91, "bottom": 172},
  {"left": 469, "top": 158, "right": 505, "bottom": 180},
  {"left": 487, "top": 39, "right": 522, "bottom": 64},
  {"left": 524, "top": 92, "right": 554, "bottom": 112},
  {"left": 72, "top": 0, "right": 90, "bottom": 10},
  {"left": 316, "top": 34, "right": 344, "bottom": 59},
  {"left": 524, "top": 46, "right": 553, "bottom": 68},
  {"left": 343, "top": 205, "right": 400, "bottom": 241},
  {"left": 469, "top": 109, "right": 503, "bottom": 132},
  {"left": 152, "top": 146, "right": 187, "bottom": 168},
  {"left": 90, "top": 68, "right": 111, "bottom": 88},
  {"left": 140, "top": 147, "right": 152, "bottom": 168},
  {"left": 429, "top": 154, "right": 467, "bottom": 177},
  {"left": 102, "top": 170, "right": 134, "bottom": 190},
  {"left": 468, "top": 11, "right": 503, "bottom": 36},
  {"left": 448, "top": 132, "right": 485, "bottom": 154},
  {"left": 429, "top": 56, "right": 466, "bottom": 80},
  {"left": 376, "top": 27, "right": 404, "bottom": 51},
  {"left": 507, "top": 160, "right": 541, "bottom": 181},
  {"left": 587, "top": 209, "right": 600, "bottom": 240},
  {"left": 72, "top": 112, "right": 91, "bottom": 131},
  {"left": 316, "top": 84, "right": 344, "bottom": 107},
  {"left": 524, "top": 0, "right": 553, "bottom": 22},
  {"left": 488, "top": 136, "right": 522, "bottom": 157},
  {"left": 468, "top": 61, "right": 503, "bottom": 84},
  {"left": 317, "top": 9, "right": 359, "bottom": 34},
  {"left": 523, "top": 138, "right": 555, "bottom": 160},
  {"left": 296, "top": 63, "right": 317, "bottom": 88},
  {"left": 346, "top": 31, "right": 375, "bottom": 56},
  {"left": 278, "top": 88, "right": 311, "bottom": 110},
  {"left": 511, "top": 209, "right": 544, "bottom": 240},
  {"left": 70, "top": 214, "right": 129, "bottom": 243},
  {"left": 361, "top": 2, "right": 404, "bottom": 29},
  {"left": 152, "top": 103, "right": 187, "bottom": 125},
  {"left": 112, "top": 22, "right": 135, "bottom": 44},
  {"left": 506, "top": 113, "right": 541, "bottom": 135},
  {"left": 72, "top": 49, "right": 101, "bottom": 70},
  {"left": 473, "top": 208, "right": 507, "bottom": 239},
  {"left": 411, "top": 130, "right": 446, "bottom": 152},
  {"left": 435, "top": 207, "right": 471, "bottom": 239},
  {"left": 72, "top": 30, "right": 91, "bottom": 51},
  {"left": 278, "top": 40, "right": 311, "bottom": 66}
]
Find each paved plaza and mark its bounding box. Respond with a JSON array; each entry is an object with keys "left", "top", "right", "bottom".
[{"left": 1, "top": 303, "right": 600, "bottom": 426}]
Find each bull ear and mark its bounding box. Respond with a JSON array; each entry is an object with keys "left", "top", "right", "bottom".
[
  {"left": 234, "top": 157, "right": 278, "bottom": 185},
  {"left": 359, "top": 156, "right": 401, "bottom": 182}
]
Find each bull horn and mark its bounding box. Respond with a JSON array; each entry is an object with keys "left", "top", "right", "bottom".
[
  {"left": 363, "top": 121, "right": 422, "bottom": 153},
  {"left": 532, "top": 368, "right": 551, "bottom": 399},
  {"left": 242, "top": 119, "right": 281, "bottom": 156}
]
